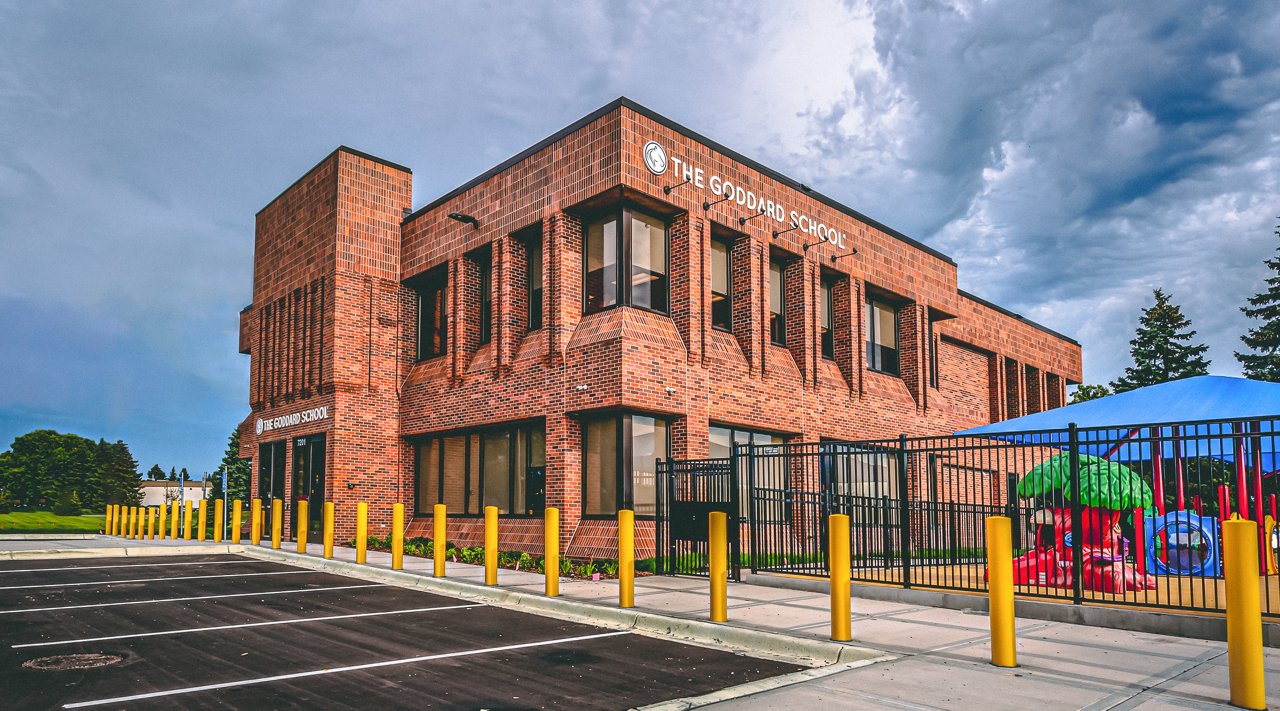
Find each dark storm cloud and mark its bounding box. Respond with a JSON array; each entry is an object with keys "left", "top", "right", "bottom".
[{"left": 1, "top": 1, "right": 1277, "bottom": 472}]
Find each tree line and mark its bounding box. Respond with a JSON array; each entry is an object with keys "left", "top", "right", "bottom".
[
  {"left": 1072, "top": 220, "right": 1280, "bottom": 402},
  {"left": 0, "top": 427, "right": 251, "bottom": 514}
]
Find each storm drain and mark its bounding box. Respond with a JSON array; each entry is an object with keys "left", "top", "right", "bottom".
[{"left": 22, "top": 653, "right": 123, "bottom": 671}]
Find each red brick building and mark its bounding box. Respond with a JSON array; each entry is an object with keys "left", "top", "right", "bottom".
[{"left": 238, "top": 98, "right": 1082, "bottom": 557}]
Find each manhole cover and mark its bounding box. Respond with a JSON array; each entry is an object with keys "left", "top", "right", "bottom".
[{"left": 22, "top": 654, "right": 123, "bottom": 671}]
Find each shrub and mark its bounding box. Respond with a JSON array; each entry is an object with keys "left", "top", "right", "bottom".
[
  {"left": 0, "top": 491, "right": 14, "bottom": 514},
  {"left": 51, "top": 490, "right": 81, "bottom": 516}
]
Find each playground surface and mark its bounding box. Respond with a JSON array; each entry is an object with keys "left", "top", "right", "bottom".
[{"left": 4, "top": 536, "right": 1280, "bottom": 710}]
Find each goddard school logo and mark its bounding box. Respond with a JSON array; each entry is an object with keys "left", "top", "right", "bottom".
[
  {"left": 642, "top": 141, "right": 668, "bottom": 175},
  {"left": 255, "top": 406, "right": 329, "bottom": 436}
]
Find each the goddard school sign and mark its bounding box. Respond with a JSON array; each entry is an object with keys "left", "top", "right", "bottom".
[
  {"left": 255, "top": 406, "right": 329, "bottom": 435},
  {"left": 642, "top": 140, "right": 851, "bottom": 251}
]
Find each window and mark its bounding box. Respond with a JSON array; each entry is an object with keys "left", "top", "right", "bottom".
[
  {"left": 527, "top": 235, "right": 543, "bottom": 330},
  {"left": 769, "top": 259, "right": 786, "bottom": 345},
  {"left": 416, "top": 268, "right": 448, "bottom": 360},
  {"left": 820, "top": 276, "right": 835, "bottom": 359},
  {"left": 584, "top": 207, "right": 668, "bottom": 314},
  {"left": 710, "top": 425, "right": 785, "bottom": 519},
  {"left": 866, "top": 297, "right": 899, "bottom": 375},
  {"left": 710, "top": 237, "right": 731, "bottom": 331},
  {"left": 477, "top": 250, "right": 493, "bottom": 345},
  {"left": 583, "top": 413, "right": 669, "bottom": 517},
  {"left": 928, "top": 318, "right": 939, "bottom": 388},
  {"left": 416, "top": 423, "right": 545, "bottom": 516}
]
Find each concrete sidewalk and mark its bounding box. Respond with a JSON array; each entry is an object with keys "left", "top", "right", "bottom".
[{"left": 7, "top": 535, "right": 1277, "bottom": 710}]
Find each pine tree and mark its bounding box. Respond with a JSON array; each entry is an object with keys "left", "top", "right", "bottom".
[
  {"left": 146, "top": 464, "right": 165, "bottom": 481},
  {"left": 168, "top": 466, "right": 178, "bottom": 482},
  {"left": 1110, "top": 289, "right": 1210, "bottom": 393},
  {"left": 179, "top": 467, "right": 191, "bottom": 481},
  {"left": 211, "top": 428, "right": 252, "bottom": 504},
  {"left": 1236, "top": 221, "right": 1280, "bottom": 381},
  {"left": 1070, "top": 383, "right": 1112, "bottom": 404}
]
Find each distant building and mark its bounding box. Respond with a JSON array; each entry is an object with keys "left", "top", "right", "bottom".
[{"left": 139, "top": 480, "right": 208, "bottom": 508}]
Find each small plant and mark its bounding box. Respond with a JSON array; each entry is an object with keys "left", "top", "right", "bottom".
[
  {"left": 559, "top": 556, "right": 574, "bottom": 576},
  {"left": 517, "top": 552, "right": 535, "bottom": 571},
  {"left": 577, "top": 559, "right": 597, "bottom": 578},
  {"left": 600, "top": 559, "right": 619, "bottom": 576}
]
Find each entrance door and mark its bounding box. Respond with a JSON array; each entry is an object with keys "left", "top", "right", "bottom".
[
  {"left": 292, "top": 434, "right": 326, "bottom": 535},
  {"left": 258, "top": 441, "right": 287, "bottom": 533}
]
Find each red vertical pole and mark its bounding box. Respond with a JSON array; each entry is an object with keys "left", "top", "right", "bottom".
[
  {"left": 1234, "top": 422, "right": 1249, "bottom": 520},
  {"left": 1151, "top": 432, "right": 1166, "bottom": 515},
  {"left": 1194, "top": 495, "right": 1203, "bottom": 515},
  {"left": 1271, "top": 494, "right": 1277, "bottom": 524},
  {"left": 1251, "top": 422, "right": 1266, "bottom": 570},
  {"left": 1133, "top": 508, "right": 1146, "bottom": 575},
  {"left": 1172, "top": 425, "right": 1186, "bottom": 511},
  {"left": 1219, "top": 484, "right": 1230, "bottom": 521}
]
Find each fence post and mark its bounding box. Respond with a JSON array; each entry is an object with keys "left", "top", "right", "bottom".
[
  {"left": 830, "top": 513, "right": 851, "bottom": 641},
  {"left": 545, "top": 507, "right": 560, "bottom": 597},
  {"left": 231, "top": 500, "right": 242, "bottom": 545},
  {"left": 986, "top": 516, "right": 1017, "bottom": 667},
  {"left": 1068, "top": 423, "right": 1084, "bottom": 606},
  {"left": 484, "top": 505, "right": 498, "bottom": 586},
  {"left": 356, "top": 502, "right": 368, "bottom": 564},
  {"left": 619, "top": 509, "right": 635, "bottom": 608},
  {"left": 664, "top": 457, "right": 676, "bottom": 576},
  {"left": 391, "top": 503, "right": 404, "bottom": 570},
  {"left": 897, "top": 434, "right": 911, "bottom": 589},
  {"left": 710, "top": 511, "right": 728, "bottom": 622},
  {"left": 1006, "top": 472, "right": 1021, "bottom": 552},
  {"left": 323, "top": 502, "right": 334, "bottom": 559},
  {"left": 744, "top": 444, "right": 759, "bottom": 574},
  {"left": 728, "top": 449, "right": 741, "bottom": 579},
  {"left": 433, "top": 503, "right": 447, "bottom": 577},
  {"left": 1224, "top": 518, "right": 1266, "bottom": 710}
]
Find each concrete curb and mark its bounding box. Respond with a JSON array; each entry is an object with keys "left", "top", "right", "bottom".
[
  {"left": 634, "top": 656, "right": 884, "bottom": 710},
  {"left": 743, "top": 570, "right": 1280, "bottom": 648},
  {"left": 0, "top": 544, "right": 246, "bottom": 560},
  {"left": 0, "top": 534, "right": 104, "bottom": 541},
  {"left": 240, "top": 547, "right": 891, "bottom": 668}
]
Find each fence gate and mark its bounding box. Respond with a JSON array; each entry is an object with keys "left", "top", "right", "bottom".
[{"left": 655, "top": 458, "right": 741, "bottom": 580}]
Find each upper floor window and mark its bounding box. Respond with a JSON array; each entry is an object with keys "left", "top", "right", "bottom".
[
  {"left": 710, "top": 237, "right": 731, "bottom": 331},
  {"left": 527, "top": 234, "right": 543, "bottom": 330},
  {"left": 584, "top": 207, "right": 668, "bottom": 314},
  {"left": 866, "top": 297, "right": 899, "bottom": 375},
  {"left": 820, "top": 276, "right": 836, "bottom": 359},
  {"left": 416, "top": 267, "right": 448, "bottom": 360},
  {"left": 928, "top": 318, "right": 939, "bottom": 388},
  {"left": 476, "top": 250, "right": 492, "bottom": 345},
  {"left": 769, "top": 259, "right": 786, "bottom": 345}
]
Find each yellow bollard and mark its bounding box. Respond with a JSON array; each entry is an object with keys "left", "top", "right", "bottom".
[
  {"left": 709, "top": 511, "right": 728, "bottom": 623},
  {"left": 323, "top": 502, "right": 334, "bottom": 559},
  {"left": 296, "top": 499, "right": 309, "bottom": 554},
  {"left": 131, "top": 507, "right": 140, "bottom": 540},
  {"left": 183, "top": 500, "right": 193, "bottom": 540},
  {"left": 107, "top": 505, "right": 115, "bottom": 536},
  {"left": 157, "top": 500, "right": 167, "bottom": 540},
  {"left": 197, "top": 499, "right": 208, "bottom": 542},
  {"left": 619, "top": 509, "right": 635, "bottom": 608},
  {"left": 484, "top": 505, "right": 499, "bottom": 586},
  {"left": 829, "top": 513, "right": 852, "bottom": 641},
  {"left": 271, "top": 498, "right": 282, "bottom": 549},
  {"left": 986, "top": 516, "right": 1017, "bottom": 668},
  {"left": 123, "top": 507, "right": 131, "bottom": 538},
  {"left": 545, "top": 507, "right": 559, "bottom": 597},
  {"left": 231, "top": 500, "right": 243, "bottom": 544},
  {"left": 213, "top": 499, "right": 224, "bottom": 543},
  {"left": 250, "top": 498, "right": 262, "bottom": 545},
  {"left": 392, "top": 503, "right": 404, "bottom": 570},
  {"left": 170, "top": 501, "right": 180, "bottom": 539},
  {"left": 1225, "top": 518, "right": 1266, "bottom": 709},
  {"left": 433, "top": 503, "right": 447, "bottom": 577},
  {"left": 147, "top": 507, "right": 156, "bottom": 540},
  {"left": 356, "top": 502, "right": 368, "bottom": 564},
  {"left": 104, "top": 504, "right": 112, "bottom": 535}
]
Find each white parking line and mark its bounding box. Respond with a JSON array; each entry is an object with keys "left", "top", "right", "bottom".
[
  {"left": 0, "top": 570, "right": 310, "bottom": 591},
  {"left": 14, "top": 603, "right": 485, "bottom": 648},
  {"left": 62, "top": 630, "right": 632, "bottom": 708},
  {"left": 0, "top": 560, "right": 258, "bottom": 574},
  {"left": 0, "top": 583, "right": 385, "bottom": 614}
]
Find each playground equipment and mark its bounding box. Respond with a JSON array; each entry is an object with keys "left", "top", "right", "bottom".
[{"left": 1144, "top": 510, "right": 1220, "bottom": 577}]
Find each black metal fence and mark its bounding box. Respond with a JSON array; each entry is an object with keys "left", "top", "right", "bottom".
[
  {"left": 659, "top": 415, "right": 1280, "bottom": 619},
  {"left": 655, "top": 457, "right": 741, "bottom": 580}
]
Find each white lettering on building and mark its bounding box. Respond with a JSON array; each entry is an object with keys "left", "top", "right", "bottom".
[{"left": 255, "top": 406, "right": 330, "bottom": 436}]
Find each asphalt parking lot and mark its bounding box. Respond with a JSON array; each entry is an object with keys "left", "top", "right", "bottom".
[{"left": 0, "top": 554, "right": 801, "bottom": 710}]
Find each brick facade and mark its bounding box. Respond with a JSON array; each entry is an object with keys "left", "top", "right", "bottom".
[{"left": 238, "top": 99, "right": 1082, "bottom": 560}]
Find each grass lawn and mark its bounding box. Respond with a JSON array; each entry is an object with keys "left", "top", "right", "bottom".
[{"left": 0, "top": 511, "right": 105, "bottom": 534}]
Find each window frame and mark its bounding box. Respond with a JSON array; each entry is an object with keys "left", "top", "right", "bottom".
[
  {"left": 866, "top": 295, "right": 901, "bottom": 376},
  {"left": 582, "top": 205, "right": 671, "bottom": 316},
  {"left": 928, "top": 317, "right": 939, "bottom": 388},
  {"left": 769, "top": 258, "right": 787, "bottom": 346},
  {"left": 581, "top": 411, "right": 669, "bottom": 519},
  {"left": 414, "top": 266, "right": 448, "bottom": 361},
  {"left": 710, "top": 235, "right": 732, "bottom": 332},
  {"left": 819, "top": 274, "right": 836, "bottom": 360},
  {"left": 525, "top": 231, "right": 543, "bottom": 331}
]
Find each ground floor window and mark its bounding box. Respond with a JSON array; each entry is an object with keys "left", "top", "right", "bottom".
[
  {"left": 583, "top": 413, "right": 668, "bottom": 518},
  {"left": 416, "top": 421, "right": 545, "bottom": 516},
  {"left": 709, "top": 425, "right": 786, "bottom": 518}
]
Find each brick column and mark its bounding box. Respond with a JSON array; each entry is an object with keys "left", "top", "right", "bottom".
[
  {"left": 544, "top": 412, "right": 581, "bottom": 553},
  {"left": 668, "top": 212, "right": 703, "bottom": 364},
  {"left": 730, "top": 237, "right": 762, "bottom": 375},
  {"left": 783, "top": 257, "right": 816, "bottom": 384},
  {"left": 546, "top": 211, "right": 583, "bottom": 365},
  {"left": 899, "top": 303, "right": 926, "bottom": 411},
  {"left": 832, "top": 276, "right": 856, "bottom": 394}
]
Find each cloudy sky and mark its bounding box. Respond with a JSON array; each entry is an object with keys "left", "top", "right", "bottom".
[{"left": 1, "top": 1, "right": 1278, "bottom": 474}]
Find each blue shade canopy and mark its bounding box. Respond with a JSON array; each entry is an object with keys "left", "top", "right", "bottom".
[{"left": 956, "top": 376, "right": 1280, "bottom": 470}]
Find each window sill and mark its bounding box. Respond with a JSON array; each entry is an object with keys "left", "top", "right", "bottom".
[{"left": 415, "top": 353, "right": 447, "bottom": 364}]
